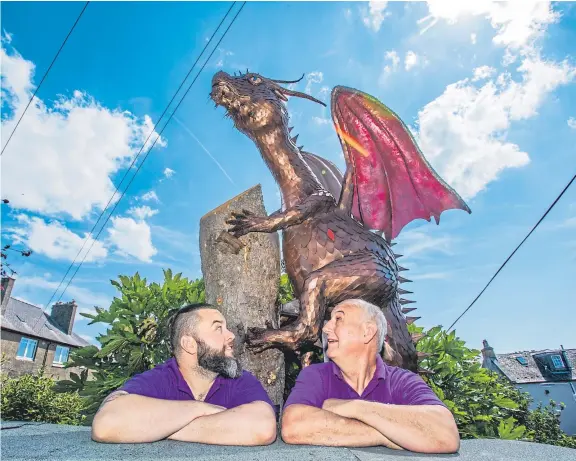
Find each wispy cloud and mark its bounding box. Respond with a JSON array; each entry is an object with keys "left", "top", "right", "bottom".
[
  {"left": 173, "top": 117, "right": 235, "bottom": 185},
  {"left": 568, "top": 117, "right": 576, "bottom": 129},
  {"left": 395, "top": 229, "right": 455, "bottom": 259}
]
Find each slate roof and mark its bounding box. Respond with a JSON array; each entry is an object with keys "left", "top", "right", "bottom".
[
  {"left": 487, "top": 348, "right": 576, "bottom": 384},
  {"left": 1, "top": 297, "right": 90, "bottom": 348}
]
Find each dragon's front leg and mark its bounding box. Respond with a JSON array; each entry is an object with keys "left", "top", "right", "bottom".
[{"left": 225, "top": 193, "right": 333, "bottom": 238}]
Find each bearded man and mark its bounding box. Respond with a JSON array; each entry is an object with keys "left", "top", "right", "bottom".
[{"left": 91, "top": 303, "right": 276, "bottom": 445}]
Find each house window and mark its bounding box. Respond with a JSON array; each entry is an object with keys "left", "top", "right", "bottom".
[
  {"left": 53, "top": 345, "right": 70, "bottom": 365},
  {"left": 550, "top": 355, "right": 565, "bottom": 369},
  {"left": 516, "top": 357, "right": 528, "bottom": 366},
  {"left": 16, "top": 337, "right": 38, "bottom": 361}
]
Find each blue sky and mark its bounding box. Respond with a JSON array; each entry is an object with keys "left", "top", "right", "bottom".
[{"left": 1, "top": 1, "right": 575, "bottom": 355}]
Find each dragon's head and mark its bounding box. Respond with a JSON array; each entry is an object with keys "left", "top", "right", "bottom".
[{"left": 210, "top": 71, "right": 325, "bottom": 137}]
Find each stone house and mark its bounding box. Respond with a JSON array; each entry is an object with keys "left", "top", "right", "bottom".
[
  {"left": 1, "top": 276, "right": 91, "bottom": 381},
  {"left": 481, "top": 340, "right": 576, "bottom": 435}
]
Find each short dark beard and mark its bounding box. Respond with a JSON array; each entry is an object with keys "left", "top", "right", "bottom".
[{"left": 196, "top": 339, "right": 242, "bottom": 379}]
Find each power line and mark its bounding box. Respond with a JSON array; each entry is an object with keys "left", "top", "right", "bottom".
[
  {"left": 1, "top": 2, "right": 90, "bottom": 156},
  {"left": 447, "top": 172, "right": 576, "bottom": 332},
  {"left": 38, "top": 2, "right": 239, "bottom": 320},
  {"left": 34, "top": 2, "right": 246, "bottom": 329}
]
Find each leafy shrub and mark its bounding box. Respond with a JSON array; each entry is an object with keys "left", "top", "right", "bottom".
[{"left": 1, "top": 369, "right": 86, "bottom": 425}]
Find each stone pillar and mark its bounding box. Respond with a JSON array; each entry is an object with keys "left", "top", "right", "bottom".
[{"left": 199, "top": 185, "right": 285, "bottom": 410}]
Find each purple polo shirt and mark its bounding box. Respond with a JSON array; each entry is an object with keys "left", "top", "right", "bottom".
[
  {"left": 285, "top": 355, "right": 445, "bottom": 408},
  {"left": 119, "top": 358, "right": 273, "bottom": 409}
]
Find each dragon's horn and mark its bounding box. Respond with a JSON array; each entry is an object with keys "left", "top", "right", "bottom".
[
  {"left": 270, "top": 74, "right": 305, "bottom": 84},
  {"left": 277, "top": 87, "right": 326, "bottom": 107}
]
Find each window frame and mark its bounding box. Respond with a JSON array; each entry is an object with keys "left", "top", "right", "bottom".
[
  {"left": 16, "top": 337, "right": 38, "bottom": 361},
  {"left": 52, "top": 345, "right": 70, "bottom": 366},
  {"left": 550, "top": 354, "right": 565, "bottom": 369}
]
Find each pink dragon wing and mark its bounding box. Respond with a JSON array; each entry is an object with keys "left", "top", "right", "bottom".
[{"left": 331, "top": 86, "right": 471, "bottom": 241}]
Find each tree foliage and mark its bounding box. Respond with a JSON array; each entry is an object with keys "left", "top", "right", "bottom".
[
  {"left": 1, "top": 366, "right": 86, "bottom": 425},
  {"left": 55, "top": 269, "right": 205, "bottom": 419}
]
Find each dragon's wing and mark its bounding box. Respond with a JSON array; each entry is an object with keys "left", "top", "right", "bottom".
[
  {"left": 301, "top": 151, "right": 343, "bottom": 199},
  {"left": 331, "top": 86, "right": 471, "bottom": 242}
]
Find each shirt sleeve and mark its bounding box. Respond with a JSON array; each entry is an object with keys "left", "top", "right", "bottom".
[
  {"left": 228, "top": 371, "right": 274, "bottom": 409},
  {"left": 395, "top": 371, "right": 447, "bottom": 407},
  {"left": 284, "top": 365, "right": 326, "bottom": 409}
]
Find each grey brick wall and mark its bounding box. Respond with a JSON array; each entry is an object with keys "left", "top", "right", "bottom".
[{"left": 1, "top": 330, "right": 87, "bottom": 381}]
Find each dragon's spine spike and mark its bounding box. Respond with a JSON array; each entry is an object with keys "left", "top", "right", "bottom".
[
  {"left": 399, "top": 298, "right": 415, "bottom": 305},
  {"left": 397, "top": 288, "right": 413, "bottom": 295},
  {"left": 288, "top": 127, "right": 294, "bottom": 132},
  {"left": 393, "top": 254, "right": 403, "bottom": 259},
  {"left": 298, "top": 145, "right": 304, "bottom": 150},
  {"left": 401, "top": 307, "right": 417, "bottom": 314},
  {"left": 398, "top": 266, "right": 408, "bottom": 272},
  {"left": 411, "top": 333, "right": 425, "bottom": 343},
  {"left": 405, "top": 316, "right": 421, "bottom": 325},
  {"left": 390, "top": 242, "right": 397, "bottom": 247},
  {"left": 417, "top": 351, "right": 432, "bottom": 359},
  {"left": 398, "top": 276, "right": 412, "bottom": 284},
  {"left": 291, "top": 134, "right": 299, "bottom": 144}
]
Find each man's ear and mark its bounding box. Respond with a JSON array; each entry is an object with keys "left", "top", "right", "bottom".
[
  {"left": 180, "top": 335, "right": 197, "bottom": 355},
  {"left": 363, "top": 322, "right": 378, "bottom": 345}
]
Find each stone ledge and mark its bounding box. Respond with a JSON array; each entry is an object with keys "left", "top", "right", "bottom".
[{"left": 1, "top": 421, "right": 575, "bottom": 461}]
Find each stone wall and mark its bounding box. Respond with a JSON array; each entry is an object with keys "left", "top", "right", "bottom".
[{"left": 1, "top": 329, "right": 85, "bottom": 381}]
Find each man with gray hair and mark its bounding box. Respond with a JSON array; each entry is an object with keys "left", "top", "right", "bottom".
[
  {"left": 281, "top": 298, "right": 460, "bottom": 453},
  {"left": 91, "top": 303, "right": 276, "bottom": 445}
]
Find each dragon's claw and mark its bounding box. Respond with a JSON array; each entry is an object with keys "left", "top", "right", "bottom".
[
  {"left": 245, "top": 326, "right": 275, "bottom": 353},
  {"left": 225, "top": 210, "right": 265, "bottom": 238}
]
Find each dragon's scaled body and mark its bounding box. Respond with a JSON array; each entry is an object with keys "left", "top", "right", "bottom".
[{"left": 210, "top": 70, "right": 470, "bottom": 372}]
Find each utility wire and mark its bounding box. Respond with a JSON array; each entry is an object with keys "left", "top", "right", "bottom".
[
  {"left": 1, "top": 2, "right": 90, "bottom": 156},
  {"left": 38, "top": 2, "right": 238, "bottom": 321},
  {"left": 447, "top": 172, "right": 576, "bottom": 332},
  {"left": 34, "top": 2, "right": 246, "bottom": 329}
]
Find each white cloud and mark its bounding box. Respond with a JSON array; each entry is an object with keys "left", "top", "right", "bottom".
[
  {"left": 420, "top": 2, "right": 559, "bottom": 51},
  {"left": 471, "top": 33, "right": 477, "bottom": 44},
  {"left": 0, "top": 40, "right": 166, "bottom": 221},
  {"left": 14, "top": 275, "right": 110, "bottom": 318},
  {"left": 312, "top": 116, "right": 330, "bottom": 126},
  {"left": 305, "top": 72, "right": 324, "bottom": 95},
  {"left": 127, "top": 205, "right": 158, "bottom": 220},
  {"left": 362, "top": 1, "right": 390, "bottom": 32},
  {"left": 568, "top": 117, "right": 576, "bottom": 130},
  {"left": 78, "top": 333, "right": 99, "bottom": 346},
  {"left": 415, "top": 52, "right": 575, "bottom": 199},
  {"left": 10, "top": 215, "right": 107, "bottom": 262},
  {"left": 379, "top": 50, "right": 400, "bottom": 83},
  {"left": 396, "top": 229, "right": 454, "bottom": 259},
  {"left": 140, "top": 191, "right": 160, "bottom": 203},
  {"left": 108, "top": 216, "right": 157, "bottom": 262},
  {"left": 404, "top": 51, "right": 419, "bottom": 71},
  {"left": 163, "top": 167, "right": 175, "bottom": 178},
  {"left": 472, "top": 65, "right": 496, "bottom": 81}
]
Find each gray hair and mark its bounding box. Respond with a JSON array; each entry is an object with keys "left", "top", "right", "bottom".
[{"left": 341, "top": 299, "right": 387, "bottom": 351}]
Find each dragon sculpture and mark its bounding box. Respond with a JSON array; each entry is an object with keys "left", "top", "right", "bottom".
[{"left": 210, "top": 70, "right": 470, "bottom": 372}]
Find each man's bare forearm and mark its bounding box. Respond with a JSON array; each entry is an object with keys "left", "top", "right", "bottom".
[
  {"left": 281, "top": 405, "right": 401, "bottom": 449},
  {"left": 91, "top": 392, "right": 220, "bottom": 443},
  {"left": 168, "top": 401, "right": 276, "bottom": 446},
  {"left": 349, "top": 401, "right": 460, "bottom": 453}
]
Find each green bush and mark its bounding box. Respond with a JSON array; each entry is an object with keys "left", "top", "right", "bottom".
[
  {"left": 0, "top": 369, "right": 86, "bottom": 425},
  {"left": 526, "top": 400, "right": 576, "bottom": 448}
]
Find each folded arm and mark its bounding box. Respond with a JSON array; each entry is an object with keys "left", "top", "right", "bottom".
[
  {"left": 280, "top": 404, "right": 402, "bottom": 449},
  {"left": 168, "top": 400, "right": 276, "bottom": 445},
  {"left": 91, "top": 391, "right": 224, "bottom": 444},
  {"left": 325, "top": 399, "right": 460, "bottom": 453}
]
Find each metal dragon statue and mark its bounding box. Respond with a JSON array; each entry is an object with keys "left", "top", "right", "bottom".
[{"left": 210, "top": 70, "right": 470, "bottom": 372}]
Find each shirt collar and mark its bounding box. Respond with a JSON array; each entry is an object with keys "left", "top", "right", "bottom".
[
  {"left": 171, "top": 357, "right": 223, "bottom": 399},
  {"left": 331, "top": 355, "right": 388, "bottom": 381}
]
